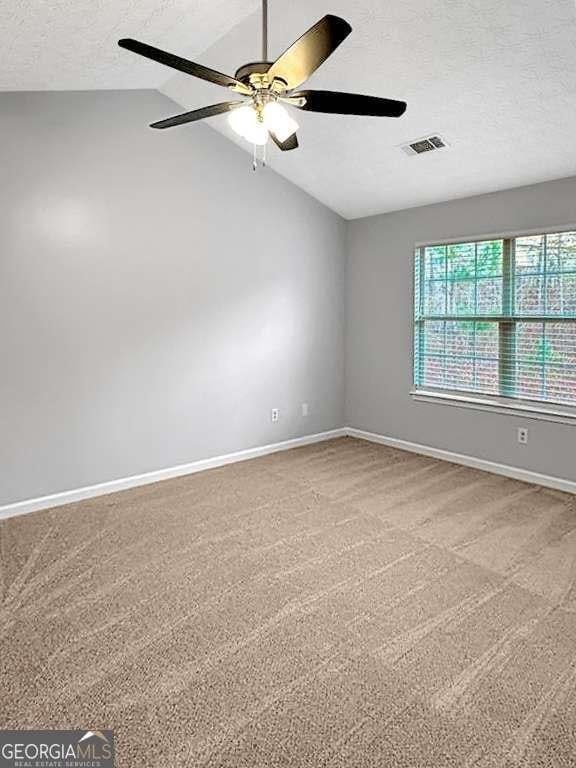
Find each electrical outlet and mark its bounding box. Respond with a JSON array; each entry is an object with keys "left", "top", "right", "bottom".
[
  {"left": 271, "top": 408, "right": 279, "bottom": 423},
  {"left": 517, "top": 427, "right": 528, "bottom": 445},
  {"left": 301, "top": 402, "right": 309, "bottom": 417}
]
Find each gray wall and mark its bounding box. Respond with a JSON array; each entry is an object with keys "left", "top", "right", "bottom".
[
  {"left": 0, "top": 90, "right": 346, "bottom": 506},
  {"left": 346, "top": 176, "right": 576, "bottom": 482}
]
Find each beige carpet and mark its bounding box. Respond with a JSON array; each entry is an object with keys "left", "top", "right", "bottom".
[{"left": 2, "top": 437, "right": 576, "bottom": 767}]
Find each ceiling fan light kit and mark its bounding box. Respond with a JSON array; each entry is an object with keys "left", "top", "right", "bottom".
[
  {"left": 118, "top": 0, "right": 407, "bottom": 164},
  {"left": 228, "top": 104, "right": 269, "bottom": 145}
]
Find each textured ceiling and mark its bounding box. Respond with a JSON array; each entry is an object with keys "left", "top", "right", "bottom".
[
  {"left": 0, "top": 0, "right": 258, "bottom": 89},
  {"left": 4, "top": 0, "right": 576, "bottom": 218}
]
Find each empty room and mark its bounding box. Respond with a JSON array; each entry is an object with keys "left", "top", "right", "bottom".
[{"left": 2, "top": 0, "right": 576, "bottom": 765}]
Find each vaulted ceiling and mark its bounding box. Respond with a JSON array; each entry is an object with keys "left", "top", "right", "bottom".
[{"left": 4, "top": 0, "right": 576, "bottom": 218}]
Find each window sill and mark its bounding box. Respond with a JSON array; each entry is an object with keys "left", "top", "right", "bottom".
[{"left": 411, "top": 389, "right": 576, "bottom": 425}]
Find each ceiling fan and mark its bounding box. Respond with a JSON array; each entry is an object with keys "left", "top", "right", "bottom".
[{"left": 118, "top": 0, "right": 407, "bottom": 153}]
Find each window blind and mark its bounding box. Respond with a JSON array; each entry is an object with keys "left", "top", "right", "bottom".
[{"left": 414, "top": 230, "right": 576, "bottom": 407}]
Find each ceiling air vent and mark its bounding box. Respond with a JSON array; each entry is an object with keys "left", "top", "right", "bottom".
[{"left": 402, "top": 135, "right": 448, "bottom": 156}]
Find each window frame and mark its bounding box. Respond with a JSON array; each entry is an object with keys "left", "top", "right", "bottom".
[{"left": 411, "top": 225, "right": 576, "bottom": 425}]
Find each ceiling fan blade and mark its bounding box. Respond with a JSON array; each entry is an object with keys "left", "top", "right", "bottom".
[
  {"left": 267, "top": 15, "right": 351, "bottom": 91},
  {"left": 150, "top": 102, "right": 240, "bottom": 129},
  {"left": 118, "top": 39, "right": 248, "bottom": 91},
  {"left": 291, "top": 90, "right": 407, "bottom": 117},
  {"left": 270, "top": 131, "right": 299, "bottom": 151}
]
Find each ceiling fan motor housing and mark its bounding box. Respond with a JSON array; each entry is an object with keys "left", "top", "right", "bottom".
[
  {"left": 234, "top": 61, "right": 289, "bottom": 96},
  {"left": 234, "top": 61, "right": 271, "bottom": 83}
]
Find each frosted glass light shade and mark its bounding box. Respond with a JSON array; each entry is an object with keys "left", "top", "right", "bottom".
[
  {"left": 228, "top": 105, "right": 268, "bottom": 146},
  {"left": 243, "top": 121, "right": 268, "bottom": 146},
  {"left": 228, "top": 106, "right": 256, "bottom": 136},
  {"left": 263, "top": 102, "right": 299, "bottom": 142}
]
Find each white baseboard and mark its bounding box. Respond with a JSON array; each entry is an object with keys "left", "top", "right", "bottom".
[
  {"left": 0, "top": 429, "right": 346, "bottom": 521},
  {"left": 4, "top": 425, "right": 573, "bottom": 521},
  {"left": 345, "top": 427, "right": 576, "bottom": 495}
]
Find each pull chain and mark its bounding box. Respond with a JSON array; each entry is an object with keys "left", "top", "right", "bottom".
[{"left": 251, "top": 141, "right": 268, "bottom": 171}]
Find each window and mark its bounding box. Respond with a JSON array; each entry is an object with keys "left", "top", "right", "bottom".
[{"left": 413, "top": 230, "right": 576, "bottom": 416}]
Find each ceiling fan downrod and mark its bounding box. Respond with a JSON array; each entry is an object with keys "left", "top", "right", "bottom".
[{"left": 262, "top": 0, "right": 268, "bottom": 62}]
